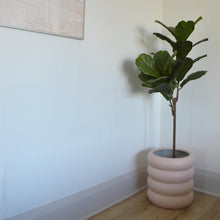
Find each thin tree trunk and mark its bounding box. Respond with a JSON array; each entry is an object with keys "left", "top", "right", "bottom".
[{"left": 173, "top": 100, "right": 176, "bottom": 158}]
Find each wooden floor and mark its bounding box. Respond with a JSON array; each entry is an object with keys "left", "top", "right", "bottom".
[{"left": 89, "top": 190, "right": 220, "bottom": 220}]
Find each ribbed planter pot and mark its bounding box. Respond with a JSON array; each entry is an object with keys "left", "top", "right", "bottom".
[{"left": 147, "top": 148, "right": 194, "bottom": 209}]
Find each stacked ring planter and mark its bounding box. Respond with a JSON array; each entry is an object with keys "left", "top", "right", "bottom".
[{"left": 147, "top": 148, "right": 194, "bottom": 209}]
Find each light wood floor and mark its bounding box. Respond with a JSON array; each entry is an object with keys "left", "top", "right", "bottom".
[{"left": 89, "top": 189, "right": 220, "bottom": 220}]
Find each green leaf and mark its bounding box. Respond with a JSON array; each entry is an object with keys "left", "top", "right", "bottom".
[
  {"left": 174, "top": 17, "right": 203, "bottom": 42},
  {"left": 155, "top": 20, "right": 176, "bottom": 38},
  {"left": 135, "top": 54, "right": 159, "bottom": 77},
  {"left": 193, "top": 55, "right": 207, "bottom": 63},
  {"left": 138, "top": 73, "right": 168, "bottom": 88},
  {"left": 180, "top": 71, "right": 207, "bottom": 88},
  {"left": 154, "top": 51, "right": 172, "bottom": 76},
  {"left": 168, "top": 27, "right": 176, "bottom": 34},
  {"left": 141, "top": 83, "right": 149, "bottom": 87},
  {"left": 173, "top": 41, "right": 193, "bottom": 60},
  {"left": 141, "top": 82, "right": 153, "bottom": 88},
  {"left": 149, "top": 82, "right": 176, "bottom": 101},
  {"left": 149, "top": 88, "right": 171, "bottom": 100},
  {"left": 193, "top": 38, "right": 208, "bottom": 47},
  {"left": 174, "top": 20, "right": 195, "bottom": 42},
  {"left": 153, "top": 33, "right": 175, "bottom": 47},
  {"left": 146, "top": 76, "right": 168, "bottom": 87},
  {"left": 138, "top": 73, "right": 155, "bottom": 88},
  {"left": 138, "top": 73, "right": 155, "bottom": 82},
  {"left": 174, "top": 58, "right": 194, "bottom": 81},
  {"left": 159, "top": 92, "right": 171, "bottom": 101}
]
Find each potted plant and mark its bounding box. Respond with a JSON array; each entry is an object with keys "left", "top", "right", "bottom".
[{"left": 135, "top": 17, "right": 208, "bottom": 209}]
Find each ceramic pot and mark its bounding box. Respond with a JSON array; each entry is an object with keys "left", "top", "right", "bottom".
[{"left": 147, "top": 148, "right": 194, "bottom": 209}]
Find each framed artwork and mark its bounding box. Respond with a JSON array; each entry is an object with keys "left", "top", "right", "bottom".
[{"left": 0, "top": 0, "right": 85, "bottom": 39}]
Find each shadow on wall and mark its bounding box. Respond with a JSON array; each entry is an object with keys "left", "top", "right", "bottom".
[
  {"left": 122, "top": 59, "right": 146, "bottom": 95},
  {"left": 122, "top": 27, "right": 159, "bottom": 96},
  {"left": 135, "top": 27, "right": 159, "bottom": 53},
  {"left": 135, "top": 148, "right": 153, "bottom": 188},
  {"left": 121, "top": 28, "right": 159, "bottom": 188}
]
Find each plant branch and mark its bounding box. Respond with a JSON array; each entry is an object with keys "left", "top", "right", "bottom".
[
  {"left": 176, "top": 83, "right": 180, "bottom": 102},
  {"left": 169, "top": 100, "right": 174, "bottom": 116},
  {"left": 172, "top": 100, "right": 176, "bottom": 158},
  {"left": 195, "top": 16, "right": 202, "bottom": 24},
  {"left": 171, "top": 86, "right": 179, "bottom": 158}
]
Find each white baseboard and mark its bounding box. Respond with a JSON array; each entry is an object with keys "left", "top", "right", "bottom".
[
  {"left": 6, "top": 166, "right": 220, "bottom": 220},
  {"left": 6, "top": 167, "right": 147, "bottom": 220},
  {"left": 194, "top": 167, "right": 220, "bottom": 197},
  {"left": 194, "top": 187, "right": 220, "bottom": 198}
]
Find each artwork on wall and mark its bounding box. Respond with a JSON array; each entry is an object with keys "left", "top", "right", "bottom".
[{"left": 0, "top": 0, "right": 85, "bottom": 39}]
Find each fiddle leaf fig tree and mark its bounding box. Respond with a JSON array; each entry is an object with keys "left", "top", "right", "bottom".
[{"left": 135, "top": 17, "right": 208, "bottom": 158}]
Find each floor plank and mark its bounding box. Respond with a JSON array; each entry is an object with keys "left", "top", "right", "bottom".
[{"left": 89, "top": 190, "right": 220, "bottom": 220}]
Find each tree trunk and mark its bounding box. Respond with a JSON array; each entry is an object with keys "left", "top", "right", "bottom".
[{"left": 173, "top": 100, "right": 176, "bottom": 158}]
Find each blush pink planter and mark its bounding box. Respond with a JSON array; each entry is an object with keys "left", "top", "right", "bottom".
[{"left": 147, "top": 148, "right": 194, "bottom": 209}]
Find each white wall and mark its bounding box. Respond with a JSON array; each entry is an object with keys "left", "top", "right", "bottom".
[
  {"left": 160, "top": 0, "right": 220, "bottom": 172},
  {"left": 0, "top": 0, "right": 162, "bottom": 219}
]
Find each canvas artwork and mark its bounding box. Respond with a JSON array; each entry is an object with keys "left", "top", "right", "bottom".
[{"left": 0, "top": 0, "right": 85, "bottom": 39}]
